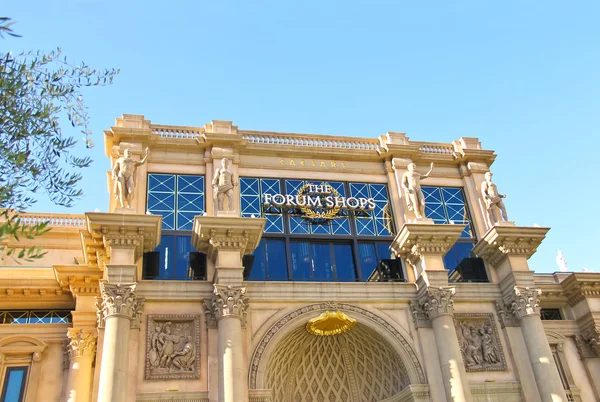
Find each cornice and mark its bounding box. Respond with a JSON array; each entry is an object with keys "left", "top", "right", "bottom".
[
  {"left": 53, "top": 264, "right": 102, "bottom": 297},
  {"left": 561, "top": 273, "right": 600, "bottom": 306},
  {"left": 390, "top": 223, "right": 465, "bottom": 267},
  {"left": 192, "top": 216, "right": 265, "bottom": 260},
  {"left": 472, "top": 225, "right": 549, "bottom": 266},
  {"left": 81, "top": 212, "right": 161, "bottom": 268}
]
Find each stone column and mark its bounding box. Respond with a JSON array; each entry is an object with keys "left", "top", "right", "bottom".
[
  {"left": 498, "top": 286, "right": 568, "bottom": 401},
  {"left": 193, "top": 215, "right": 265, "bottom": 402},
  {"left": 474, "top": 225, "right": 568, "bottom": 402},
  {"left": 205, "top": 285, "right": 249, "bottom": 402},
  {"left": 65, "top": 329, "right": 97, "bottom": 402},
  {"left": 392, "top": 222, "right": 472, "bottom": 402},
  {"left": 96, "top": 283, "right": 144, "bottom": 402}
]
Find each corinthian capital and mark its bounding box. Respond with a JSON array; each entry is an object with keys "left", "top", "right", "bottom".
[
  {"left": 96, "top": 283, "right": 144, "bottom": 328},
  {"left": 204, "top": 284, "right": 249, "bottom": 327},
  {"left": 503, "top": 286, "right": 542, "bottom": 320},
  {"left": 66, "top": 329, "right": 97, "bottom": 359},
  {"left": 417, "top": 286, "right": 455, "bottom": 320}
]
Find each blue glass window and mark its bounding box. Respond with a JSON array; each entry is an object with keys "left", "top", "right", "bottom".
[
  {"left": 1, "top": 367, "right": 28, "bottom": 402},
  {"left": 248, "top": 239, "right": 288, "bottom": 281},
  {"left": 147, "top": 174, "right": 204, "bottom": 230},
  {"left": 291, "top": 241, "right": 312, "bottom": 281},
  {"left": 0, "top": 311, "right": 71, "bottom": 324},
  {"left": 154, "top": 235, "right": 195, "bottom": 280},
  {"left": 358, "top": 242, "right": 394, "bottom": 281}
]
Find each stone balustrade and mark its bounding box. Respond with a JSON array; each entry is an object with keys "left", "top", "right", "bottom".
[
  {"left": 242, "top": 132, "right": 381, "bottom": 150},
  {"left": 17, "top": 213, "right": 86, "bottom": 228},
  {"left": 151, "top": 125, "right": 202, "bottom": 139}
]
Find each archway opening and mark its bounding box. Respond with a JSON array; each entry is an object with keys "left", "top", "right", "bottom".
[{"left": 265, "top": 323, "right": 410, "bottom": 402}]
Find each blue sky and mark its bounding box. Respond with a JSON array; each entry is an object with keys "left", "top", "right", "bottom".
[{"left": 4, "top": 1, "right": 599, "bottom": 273}]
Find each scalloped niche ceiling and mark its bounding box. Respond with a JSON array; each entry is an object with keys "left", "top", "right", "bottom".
[{"left": 265, "top": 323, "right": 410, "bottom": 402}]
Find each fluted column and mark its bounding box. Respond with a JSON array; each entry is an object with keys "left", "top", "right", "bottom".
[
  {"left": 96, "top": 283, "right": 144, "bottom": 402},
  {"left": 65, "top": 329, "right": 97, "bottom": 402},
  {"left": 205, "top": 284, "right": 249, "bottom": 402}
]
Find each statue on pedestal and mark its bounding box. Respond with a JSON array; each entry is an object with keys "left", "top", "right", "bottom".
[
  {"left": 112, "top": 148, "right": 150, "bottom": 209},
  {"left": 481, "top": 172, "right": 508, "bottom": 228},
  {"left": 401, "top": 162, "right": 434, "bottom": 219},
  {"left": 213, "top": 158, "right": 238, "bottom": 212}
]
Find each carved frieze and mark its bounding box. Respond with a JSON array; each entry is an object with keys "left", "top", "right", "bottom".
[
  {"left": 204, "top": 284, "right": 249, "bottom": 327},
  {"left": 96, "top": 282, "right": 144, "bottom": 328},
  {"left": 145, "top": 314, "right": 201, "bottom": 380},
  {"left": 454, "top": 313, "right": 507, "bottom": 372},
  {"left": 66, "top": 328, "right": 97, "bottom": 359}
]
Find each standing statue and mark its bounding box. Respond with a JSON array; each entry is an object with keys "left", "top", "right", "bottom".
[
  {"left": 481, "top": 172, "right": 508, "bottom": 227},
  {"left": 401, "top": 162, "right": 434, "bottom": 219},
  {"left": 213, "top": 158, "right": 238, "bottom": 212},
  {"left": 112, "top": 148, "right": 150, "bottom": 208}
]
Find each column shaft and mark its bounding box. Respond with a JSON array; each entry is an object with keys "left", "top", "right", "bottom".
[
  {"left": 217, "top": 317, "right": 245, "bottom": 402},
  {"left": 520, "top": 315, "right": 568, "bottom": 401},
  {"left": 97, "top": 317, "right": 131, "bottom": 402},
  {"left": 431, "top": 315, "right": 473, "bottom": 402},
  {"left": 66, "top": 355, "right": 93, "bottom": 402}
]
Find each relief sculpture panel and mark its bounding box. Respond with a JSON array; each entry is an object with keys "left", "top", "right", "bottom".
[
  {"left": 454, "top": 313, "right": 507, "bottom": 372},
  {"left": 145, "top": 314, "right": 201, "bottom": 380}
]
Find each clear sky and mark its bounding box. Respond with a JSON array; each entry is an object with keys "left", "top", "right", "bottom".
[{"left": 4, "top": 0, "right": 599, "bottom": 274}]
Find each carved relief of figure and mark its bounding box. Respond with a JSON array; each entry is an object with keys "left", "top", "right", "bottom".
[
  {"left": 157, "top": 322, "right": 184, "bottom": 369},
  {"left": 481, "top": 171, "right": 508, "bottom": 228},
  {"left": 481, "top": 326, "right": 499, "bottom": 364},
  {"left": 213, "top": 158, "right": 238, "bottom": 212},
  {"left": 463, "top": 326, "right": 483, "bottom": 367},
  {"left": 401, "top": 163, "right": 434, "bottom": 219},
  {"left": 112, "top": 147, "right": 150, "bottom": 208},
  {"left": 145, "top": 315, "right": 200, "bottom": 380},
  {"left": 171, "top": 336, "right": 195, "bottom": 371}
]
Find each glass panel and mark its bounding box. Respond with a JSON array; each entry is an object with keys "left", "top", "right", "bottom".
[
  {"left": 328, "top": 181, "right": 346, "bottom": 197},
  {"left": 30, "top": 311, "right": 52, "bottom": 324},
  {"left": 332, "top": 218, "right": 351, "bottom": 235},
  {"left": 155, "top": 235, "right": 175, "bottom": 279},
  {"left": 311, "top": 243, "right": 333, "bottom": 281},
  {"left": 6, "top": 312, "right": 28, "bottom": 325},
  {"left": 355, "top": 217, "right": 375, "bottom": 236},
  {"left": 443, "top": 242, "right": 474, "bottom": 272},
  {"left": 148, "top": 174, "right": 175, "bottom": 193},
  {"left": 358, "top": 243, "right": 377, "bottom": 281},
  {"left": 349, "top": 183, "right": 369, "bottom": 199},
  {"left": 265, "top": 240, "right": 288, "bottom": 280},
  {"left": 51, "top": 311, "right": 71, "bottom": 324},
  {"left": 248, "top": 240, "right": 266, "bottom": 281},
  {"left": 240, "top": 178, "right": 260, "bottom": 218},
  {"left": 291, "top": 241, "right": 311, "bottom": 280},
  {"left": 176, "top": 212, "right": 197, "bottom": 231},
  {"left": 375, "top": 242, "right": 393, "bottom": 260},
  {"left": 176, "top": 175, "right": 204, "bottom": 230},
  {"left": 1, "top": 367, "right": 27, "bottom": 402},
  {"left": 285, "top": 180, "right": 304, "bottom": 196},
  {"left": 311, "top": 222, "right": 331, "bottom": 235},
  {"left": 369, "top": 184, "right": 388, "bottom": 201},
  {"left": 265, "top": 215, "right": 284, "bottom": 233},
  {"left": 334, "top": 244, "right": 356, "bottom": 282},
  {"left": 289, "top": 216, "right": 310, "bottom": 234},
  {"left": 175, "top": 236, "right": 193, "bottom": 279}
]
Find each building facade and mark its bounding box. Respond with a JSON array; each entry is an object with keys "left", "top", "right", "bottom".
[{"left": 0, "top": 113, "right": 599, "bottom": 402}]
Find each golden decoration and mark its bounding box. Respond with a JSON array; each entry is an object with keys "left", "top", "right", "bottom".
[
  {"left": 297, "top": 183, "right": 341, "bottom": 220},
  {"left": 306, "top": 311, "right": 357, "bottom": 336}
]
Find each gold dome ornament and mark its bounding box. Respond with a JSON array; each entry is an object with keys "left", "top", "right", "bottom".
[{"left": 306, "top": 311, "right": 357, "bottom": 336}]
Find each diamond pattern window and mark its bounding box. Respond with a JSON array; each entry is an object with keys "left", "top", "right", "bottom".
[{"left": 147, "top": 174, "right": 205, "bottom": 230}]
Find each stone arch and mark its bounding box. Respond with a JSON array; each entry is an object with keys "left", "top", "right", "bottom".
[
  {"left": 249, "top": 302, "right": 426, "bottom": 392},
  {"left": 0, "top": 334, "right": 47, "bottom": 357}
]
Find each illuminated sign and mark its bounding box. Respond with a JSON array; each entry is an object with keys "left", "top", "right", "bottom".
[{"left": 263, "top": 183, "right": 375, "bottom": 220}]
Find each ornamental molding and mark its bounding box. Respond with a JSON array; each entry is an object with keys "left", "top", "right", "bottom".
[
  {"left": 416, "top": 286, "right": 455, "bottom": 320},
  {"left": 391, "top": 223, "right": 465, "bottom": 265},
  {"left": 248, "top": 302, "right": 427, "bottom": 389},
  {"left": 409, "top": 300, "right": 431, "bottom": 328},
  {"left": 203, "top": 285, "right": 249, "bottom": 327},
  {"left": 96, "top": 282, "right": 145, "bottom": 328},
  {"left": 454, "top": 313, "right": 507, "bottom": 372},
  {"left": 208, "top": 229, "right": 250, "bottom": 254},
  {"left": 565, "top": 281, "right": 600, "bottom": 306},
  {"left": 497, "top": 286, "right": 542, "bottom": 325},
  {"left": 66, "top": 328, "right": 97, "bottom": 359}
]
